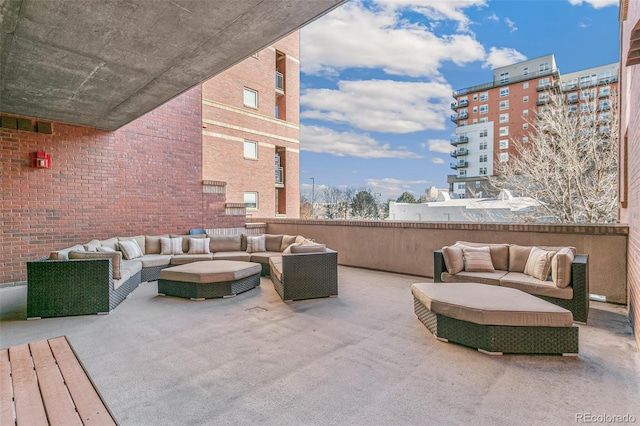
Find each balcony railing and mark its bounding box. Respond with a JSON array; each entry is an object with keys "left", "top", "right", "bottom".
[
  {"left": 450, "top": 112, "right": 468, "bottom": 122},
  {"left": 450, "top": 160, "right": 468, "bottom": 170},
  {"left": 450, "top": 136, "right": 469, "bottom": 146},
  {"left": 275, "top": 71, "right": 284, "bottom": 93},
  {"left": 536, "top": 98, "right": 550, "bottom": 106},
  {"left": 450, "top": 99, "right": 469, "bottom": 110},
  {"left": 275, "top": 167, "right": 284, "bottom": 186},
  {"left": 453, "top": 68, "right": 559, "bottom": 98},
  {"left": 566, "top": 97, "right": 578, "bottom": 104},
  {"left": 450, "top": 148, "right": 469, "bottom": 158}
]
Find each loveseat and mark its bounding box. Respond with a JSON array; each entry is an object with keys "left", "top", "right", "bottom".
[
  {"left": 433, "top": 241, "right": 589, "bottom": 323},
  {"left": 27, "top": 233, "right": 333, "bottom": 318}
]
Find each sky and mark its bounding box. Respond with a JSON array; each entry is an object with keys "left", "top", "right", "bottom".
[{"left": 297, "top": 0, "right": 620, "bottom": 202}]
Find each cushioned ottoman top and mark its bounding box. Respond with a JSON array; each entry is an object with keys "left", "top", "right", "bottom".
[
  {"left": 159, "top": 261, "right": 261, "bottom": 284},
  {"left": 412, "top": 282, "right": 573, "bottom": 327}
]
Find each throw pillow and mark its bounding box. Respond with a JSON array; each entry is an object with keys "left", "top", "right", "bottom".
[
  {"left": 442, "top": 244, "right": 464, "bottom": 275},
  {"left": 83, "top": 240, "right": 102, "bottom": 252},
  {"left": 97, "top": 246, "right": 116, "bottom": 253},
  {"left": 461, "top": 246, "right": 495, "bottom": 272},
  {"left": 246, "top": 235, "right": 266, "bottom": 253},
  {"left": 160, "top": 237, "right": 184, "bottom": 255},
  {"left": 188, "top": 237, "right": 211, "bottom": 254},
  {"left": 551, "top": 247, "right": 575, "bottom": 288},
  {"left": 280, "top": 235, "right": 297, "bottom": 251},
  {"left": 524, "top": 247, "right": 556, "bottom": 281},
  {"left": 118, "top": 239, "right": 143, "bottom": 260}
]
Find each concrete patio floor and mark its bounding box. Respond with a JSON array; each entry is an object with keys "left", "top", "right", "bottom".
[{"left": 1, "top": 266, "right": 638, "bottom": 426}]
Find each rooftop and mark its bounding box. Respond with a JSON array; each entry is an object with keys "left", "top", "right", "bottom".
[{"left": 1, "top": 266, "right": 638, "bottom": 425}]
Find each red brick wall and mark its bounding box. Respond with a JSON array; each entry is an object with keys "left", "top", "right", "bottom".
[
  {"left": 620, "top": 5, "right": 640, "bottom": 347},
  {"left": 201, "top": 32, "right": 300, "bottom": 218},
  {"left": 0, "top": 86, "right": 244, "bottom": 284}
]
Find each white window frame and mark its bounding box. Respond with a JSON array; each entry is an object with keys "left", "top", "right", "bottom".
[
  {"left": 499, "top": 139, "right": 509, "bottom": 149},
  {"left": 480, "top": 104, "right": 488, "bottom": 114},
  {"left": 480, "top": 92, "right": 488, "bottom": 102},
  {"left": 499, "top": 100, "right": 509, "bottom": 110},
  {"left": 473, "top": 106, "right": 478, "bottom": 113},
  {"left": 244, "top": 192, "right": 258, "bottom": 209},
  {"left": 479, "top": 141, "right": 488, "bottom": 150},
  {"left": 499, "top": 152, "right": 509, "bottom": 162},
  {"left": 523, "top": 67, "right": 529, "bottom": 75},
  {"left": 479, "top": 129, "right": 488, "bottom": 138},
  {"left": 243, "top": 140, "right": 258, "bottom": 159},
  {"left": 523, "top": 82, "right": 529, "bottom": 89},
  {"left": 479, "top": 167, "right": 487, "bottom": 176},
  {"left": 479, "top": 117, "right": 489, "bottom": 123},
  {"left": 499, "top": 126, "right": 509, "bottom": 136},
  {"left": 499, "top": 113, "right": 509, "bottom": 123},
  {"left": 523, "top": 96, "right": 529, "bottom": 103},
  {"left": 500, "top": 88, "right": 509, "bottom": 98},
  {"left": 522, "top": 136, "right": 529, "bottom": 143},
  {"left": 243, "top": 88, "right": 258, "bottom": 108},
  {"left": 523, "top": 123, "right": 529, "bottom": 129},
  {"left": 499, "top": 72, "right": 509, "bottom": 84},
  {"left": 523, "top": 109, "right": 529, "bottom": 116}
]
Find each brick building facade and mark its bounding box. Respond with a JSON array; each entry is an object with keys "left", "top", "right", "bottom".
[{"left": 202, "top": 32, "right": 300, "bottom": 219}]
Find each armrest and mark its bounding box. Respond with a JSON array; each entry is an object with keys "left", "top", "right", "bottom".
[
  {"left": 433, "top": 249, "right": 447, "bottom": 283},
  {"left": 571, "top": 254, "right": 589, "bottom": 300}
]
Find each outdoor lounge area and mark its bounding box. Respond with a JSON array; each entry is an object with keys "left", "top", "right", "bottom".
[{"left": 1, "top": 266, "right": 638, "bottom": 425}]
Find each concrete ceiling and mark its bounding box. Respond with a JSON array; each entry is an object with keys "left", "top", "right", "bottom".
[{"left": 0, "top": 0, "right": 346, "bottom": 130}]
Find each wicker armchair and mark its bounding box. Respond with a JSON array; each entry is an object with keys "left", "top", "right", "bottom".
[{"left": 270, "top": 249, "right": 338, "bottom": 301}]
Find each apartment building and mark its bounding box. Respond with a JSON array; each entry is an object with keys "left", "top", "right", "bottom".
[
  {"left": 201, "top": 32, "right": 301, "bottom": 218},
  {"left": 448, "top": 54, "right": 619, "bottom": 198}
]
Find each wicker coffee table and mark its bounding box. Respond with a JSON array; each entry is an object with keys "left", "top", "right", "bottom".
[
  {"left": 158, "top": 260, "right": 261, "bottom": 300},
  {"left": 412, "top": 282, "right": 579, "bottom": 356}
]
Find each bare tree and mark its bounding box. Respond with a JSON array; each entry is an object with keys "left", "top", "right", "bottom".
[
  {"left": 322, "top": 186, "right": 345, "bottom": 219},
  {"left": 490, "top": 91, "right": 618, "bottom": 223},
  {"left": 299, "top": 193, "right": 312, "bottom": 219}
]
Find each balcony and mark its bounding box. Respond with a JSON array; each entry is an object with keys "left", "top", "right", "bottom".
[
  {"left": 275, "top": 166, "right": 284, "bottom": 187},
  {"left": 450, "top": 160, "right": 468, "bottom": 170},
  {"left": 450, "top": 148, "right": 469, "bottom": 158},
  {"left": 450, "top": 112, "right": 468, "bottom": 122},
  {"left": 450, "top": 99, "right": 469, "bottom": 110},
  {"left": 450, "top": 136, "right": 469, "bottom": 146},
  {"left": 566, "top": 97, "right": 578, "bottom": 104},
  {"left": 452, "top": 68, "right": 560, "bottom": 97},
  {"left": 599, "top": 104, "right": 611, "bottom": 112},
  {"left": 536, "top": 82, "right": 558, "bottom": 92},
  {"left": 536, "top": 98, "right": 550, "bottom": 106},
  {"left": 599, "top": 91, "right": 610, "bottom": 98},
  {"left": 275, "top": 71, "right": 284, "bottom": 94}
]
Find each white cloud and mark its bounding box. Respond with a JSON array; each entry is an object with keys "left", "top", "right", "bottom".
[
  {"left": 504, "top": 17, "right": 518, "bottom": 32},
  {"left": 300, "top": 125, "right": 423, "bottom": 159},
  {"left": 428, "top": 139, "right": 453, "bottom": 154},
  {"left": 431, "top": 157, "right": 445, "bottom": 164},
  {"left": 567, "top": 0, "right": 618, "bottom": 8},
  {"left": 301, "top": 1, "right": 486, "bottom": 78},
  {"left": 365, "top": 177, "right": 428, "bottom": 199},
  {"left": 483, "top": 47, "right": 527, "bottom": 69},
  {"left": 301, "top": 80, "right": 453, "bottom": 134},
  {"left": 487, "top": 12, "right": 499, "bottom": 21},
  {"left": 375, "top": 0, "right": 488, "bottom": 32}
]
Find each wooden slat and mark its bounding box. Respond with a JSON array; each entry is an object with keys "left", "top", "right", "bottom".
[
  {"left": 0, "top": 349, "right": 15, "bottom": 426},
  {"left": 30, "top": 340, "right": 83, "bottom": 426},
  {"left": 48, "top": 337, "right": 116, "bottom": 426},
  {"left": 8, "top": 344, "right": 48, "bottom": 426}
]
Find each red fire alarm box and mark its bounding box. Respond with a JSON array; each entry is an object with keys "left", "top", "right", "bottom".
[{"left": 30, "top": 151, "right": 51, "bottom": 169}]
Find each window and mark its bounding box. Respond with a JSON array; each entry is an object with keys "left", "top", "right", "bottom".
[
  {"left": 580, "top": 103, "right": 590, "bottom": 112},
  {"left": 580, "top": 90, "right": 590, "bottom": 100},
  {"left": 499, "top": 139, "right": 509, "bottom": 149},
  {"left": 459, "top": 108, "right": 468, "bottom": 116},
  {"left": 472, "top": 119, "right": 478, "bottom": 124},
  {"left": 499, "top": 72, "right": 509, "bottom": 84},
  {"left": 599, "top": 126, "right": 610, "bottom": 135},
  {"left": 499, "top": 152, "right": 509, "bottom": 162},
  {"left": 473, "top": 106, "right": 478, "bottom": 113},
  {"left": 523, "top": 96, "right": 529, "bottom": 102},
  {"left": 479, "top": 167, "right": 487, "bottom": 176},
  {"left": 473, "top": 94, "right": 478, "bottom": 101},
  {"left": 539, "top": 63, "right": 550, "bottom": 72},
  {"left": 599, "top": 70, "right": 612, "bottom": 83},
  {"left": 479, "top": 129, "right": 488, "bottom": 138},
  {"left": 244, "top": 192, "right": 258, "bottom": 209},
  {"left": 523, "top": 109, "right": 529, "bottom": 116},
  {"left": 539, "top": 77, "right": 549, "bottom": 86},
  {"left": 460, "top": 121, "right": 467, "bottom": 126},
  {"left": 523, "top": 67, "right": 529, "bottom": 75},
  {"left": 499, "top": 100, "right": 509, "bottom": 110},
  {"left": 567, "top": 93, "right": 578, "bottom": 102},
  {"left": 538, "top": 93, "right": 548, "bottom": 101},
  {"left": 480, "top": 92, "right": 488, "bottom": 101},
  {"left": 523, "top": 82, "right": 529, "bottom": 89},
  {"left": 479, "top": 154, "right": 487, "bottom": 163},
  {"left": 500, "top": 88, "right": 509, "bottom": 97},
  {"left": 499, "top": 113, "right": 509, "bottom": 123},
  {"left": 458, "top": 170, "right": 467, "bottom": 177},
  {"left": 480, "top": 104, "right": 488, "bottom": 114},
  {"left": 599, "top": 99, "right": 610, "bottom": 110},
  {"left": 600, "top": 86, "right": 610, "bottom": 97},
  {"left": 457, "top": 183, "right": 465, "bottom": 190},
  {"left": 499, "top": 126, "right": 509, "bottom": 136},
  {"left": 479, "top": 117, "right": 489, "bottom": 123},
  {"left": 243, "top": 140, "right": 258, "bottom": 159},
  {"left": 568, "top": 105, "right": 577, "bottom": 112},
  {"left": 523, "top": 123, "right": 529, "bottom": 129},
  {"left": 580, "top": 75, "right": 591, "bottom": 87},
  {"left": 479, "top": 141, "right": 488, "bottom": 150},
  {"left": 522, "top": 136, "right": 529, "bottom": 143},
  {"left": 243, "top": 88, "right": 258, "bottom": 108}
]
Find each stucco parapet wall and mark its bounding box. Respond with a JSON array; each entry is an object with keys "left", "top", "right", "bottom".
[{"left": 248, "top": 218, "right": 629, "bottom": 236}]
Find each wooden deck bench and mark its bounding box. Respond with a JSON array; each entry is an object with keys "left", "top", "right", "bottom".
[{"left": 0, "top": 336, "right": 117, "bottom": 425}]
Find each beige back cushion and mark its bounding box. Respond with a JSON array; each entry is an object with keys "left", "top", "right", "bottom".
[
  {"left": 69, "top": 250, "right": 122, "bottom": 280},
  {"left": 442, "top": 245, "right": 464, "bottom": 274},
  {"left": 210, "top": 235, "right": 241, "bottom": 252},
  {"left": 118, "top": 235, "right": 146, "bottom": 255},
  {"left": 280, "top": 235, "right": 297, "bottom": 251},
  {"left": 461, "top": 246, "right": 495, "bottom": 272},
  {"left": 524, "top": 247, "right": 556, "bottom": 281},
  {"left": 551, "top": 247, "right": 575, "bottom": 288},
  {"left": 509, "top": 245, "right": 532, "bottom": 272},
  {"left": 83, "top": 240, "right": 102, "bottom": 252},
  {"left": 145, "top": 235, "right": 169, "bottom": 254},
  {"left": 457, "top": 241, "right": 509, "bottom": 270},
  {"left": 99, "top": 237, "right": 119, "bottom": 251},
  {"left": 265, "top": 234, "right": 284, "bottom": 252}
]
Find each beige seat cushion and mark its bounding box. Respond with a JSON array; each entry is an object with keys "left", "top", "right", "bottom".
[
  {"left": 457, "top": 241, "right": 509, "bottom": 271},
  {"left": 411, "top": 282, "right": 573, "bottom": 327},
  {"left": 250, "top": 252, "right": 283, "bottom": 264},
  {"left": 499, "top": 272, "right": 574, "bottom": 300},
  {"left": 139, "top": 254, "right": 172, "bottom": 268},
  {"left": 169, "top": 254, "right": 213, "bottom": 265},
  {"left": 441, "top": 270, "right": 506, "bottom": 286},
  {"left": 160, "top": 260, "right": 261, "bottom": 283},
  {"left": 269, "top": 256, "right": 283, "bottom": 282},
  {"left": 212, "top": 251, "right": 252, "bottom": 261}
]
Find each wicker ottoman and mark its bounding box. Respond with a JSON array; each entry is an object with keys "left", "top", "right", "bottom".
[
  {"left": 412, "top": 282, "right": 579, "bottom": 356},
  {"left": 158, "top": 261, "right": 261, "bottom": 300}
]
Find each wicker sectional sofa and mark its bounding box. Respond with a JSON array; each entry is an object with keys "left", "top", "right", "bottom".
[
  {"left": 27, "top": 233, "right": 335, "bottom": 318},
  {"left": 433, "top": 241, "right": 589, "bottom": 323}
]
